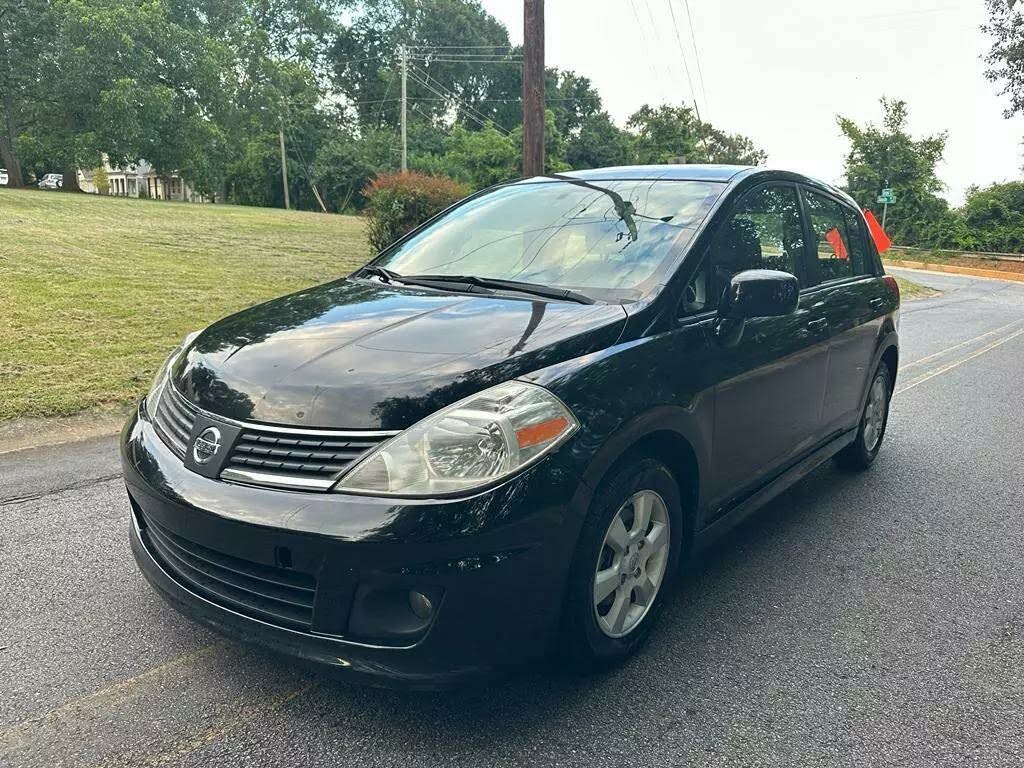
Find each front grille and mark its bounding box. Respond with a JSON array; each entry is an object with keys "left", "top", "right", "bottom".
[
  {"left": 222, "top": 431, "right": 387, "bottom": 491},
  {"left": 153, "top": 384, "right": 197, "bottom": 459},
  {"left": 140, "top": 510, "right": 317, "bottom": 631},
  {"left": 151, "top": 384, "right": 395, "bottom": 492}
]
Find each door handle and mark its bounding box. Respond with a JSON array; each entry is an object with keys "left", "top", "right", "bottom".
[
  {"left": 806, "top": 318, "right": 829, "bottom": 334},
  {"left": 869, "top": 297, "right": 885, "bottom": 309}
]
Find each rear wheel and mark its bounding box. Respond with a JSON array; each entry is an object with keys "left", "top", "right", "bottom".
[
  {"left": 835, "top": 363, "right": 892, "bottom": 470},
  {"left": 560, "top": 457, "right": 683, "bottom": 669}
]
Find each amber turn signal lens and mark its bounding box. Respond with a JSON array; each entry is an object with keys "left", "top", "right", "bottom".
[{"left": 515, "top": 416, "right": 570, "bottom": 449}]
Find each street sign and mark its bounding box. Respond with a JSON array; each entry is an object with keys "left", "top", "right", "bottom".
[{"left": 878, "top": 188, "right": 895, "bottom": 204}]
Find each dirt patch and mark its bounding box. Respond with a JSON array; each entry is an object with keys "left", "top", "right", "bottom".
[{"left": 0, "top": 404, "right": 134, "bottom": 455}]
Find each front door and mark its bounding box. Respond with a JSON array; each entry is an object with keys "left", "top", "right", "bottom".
[{"left": 680, "top": 183, "right": 829, "bottom": 517}]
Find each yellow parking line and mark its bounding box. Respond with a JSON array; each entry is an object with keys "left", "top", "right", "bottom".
[
  {"left": 897, "top": 326, "right": 1024, "bottom": 395},
  {"left": 901, "top": 320, "right": 1023, "bottom": 370},
  {"left": 0, "top": 643, "right": 220, "bottom": 752},
  {"left": 112, "top": 681, "right": 316, "bottom": 768}
]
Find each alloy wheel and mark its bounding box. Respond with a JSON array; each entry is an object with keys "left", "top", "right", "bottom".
[
  {"left": 863, "top": 373, "right": 888, "bottom": 452},
  {"left": 593, "top": 490, "right": 671, "bottom": 638}
]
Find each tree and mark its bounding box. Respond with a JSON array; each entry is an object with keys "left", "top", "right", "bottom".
[
  {"left": 627, "top": 104, "right": 701, "bottom": 165},
  {"left": 698, "top": 126, "right": 767, "bottom": 165},
  {"left": 837, "top": 98, "right": 950, "bottom": 246},
  {"left": 984, "top": 1, "right": 1024, "bottom": 123},
  {"left": 957, "top": 181, "right": 1024, "bottom": 252},
  {"left": 0, "top": 0, "right": 53, "bottom": 186},
  {"left": 93, "top": 164, "right": 109, "bottom": 195},
  {"left": 330, "top": 0, "right": 511, "bottom": 130},
  {"left": 566, "top": 112, "right": 634, "bottom": 169}
]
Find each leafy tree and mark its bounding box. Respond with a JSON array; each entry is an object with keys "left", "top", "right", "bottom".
[
  {"left": 566, "top": 112, "right": 634, "bottom": 169},
  {"left": 414, "top": 123, "right": 516, "bottom": 188},
  {"left": 983, "top": 1, "right": 1024, "bottom": 124},
  {"left": 545, "top": 69, "right": 603, "bottom": 138},
  {"left": 627, "top": 104, "right": 702, "bottom": 165},
  {"left": 331, "top": 0, "right": 510, "bottom": 130},
  {"left": 699, "top": 126, "right": 767, "bottom": 165},
  {"left": 956, "top": 181, "right": 1024, "bottom": 252},
  {"left": 0, "top": 0, "right": 54, "bottom": 186},
  {"left": 93, "top": 164, "right": 109, "bottom": 195},
  {"left": 837, "top": 98, "right": 949, "bottom": 245}
]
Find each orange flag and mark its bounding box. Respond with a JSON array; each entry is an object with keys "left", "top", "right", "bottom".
[
  {"left": 825, "top": 227, "right": 849, "bottom": 260},
  {"left": 864, "top": 209, "right": 892, "bottom": 253}
]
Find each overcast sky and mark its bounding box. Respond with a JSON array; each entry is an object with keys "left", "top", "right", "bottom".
[{"left": 480, "top": 0, "right": 1023, "bottom": 205}]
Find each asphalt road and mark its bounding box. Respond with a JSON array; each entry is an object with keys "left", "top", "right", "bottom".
[{"left": 2, "top": 268, "right": 1023, "bottom": 767}]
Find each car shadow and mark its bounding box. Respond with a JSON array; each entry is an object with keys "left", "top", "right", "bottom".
[{"left": 241, "top": 455, "right": 891, "bottom": 749}]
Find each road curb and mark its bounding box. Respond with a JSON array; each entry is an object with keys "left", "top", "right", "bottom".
[
  {"left": 0, "top": 407, "right": 131, "bottom": 456},
  {"left": 884, "top": 258, "right": 1024, "bottom": 283}
]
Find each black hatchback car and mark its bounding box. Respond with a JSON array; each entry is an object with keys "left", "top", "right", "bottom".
[{"left": 122, "top": 165, "right": 899, "bottom": 688}]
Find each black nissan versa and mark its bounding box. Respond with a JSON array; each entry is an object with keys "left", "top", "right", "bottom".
[{"left": 122, "top": 165, "right": 900, "bottom": 688}]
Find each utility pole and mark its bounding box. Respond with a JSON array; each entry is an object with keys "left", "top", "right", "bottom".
[
  {"left": 278, "top": 121, "right": 290, "bottom": 210},
  {"left": 522, "top": 0, "right": 545, "bottom": 177},
  {"left": 400, "top": 44, "right": 408, "bottom": 173}
]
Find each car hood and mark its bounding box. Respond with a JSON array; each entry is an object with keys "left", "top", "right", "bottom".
[{"left": 172, "top": 278, "right": 627, "bottom": 430}]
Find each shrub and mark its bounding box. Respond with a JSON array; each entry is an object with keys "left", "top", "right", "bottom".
[{"left": 362, "top": 171, "right": 469, "bottom": 253}]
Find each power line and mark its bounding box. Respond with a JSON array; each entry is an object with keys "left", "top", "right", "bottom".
[
  {"left": 405, "top": 68, "right": 511, "bottom": 135},
  {"left": 682, "top": 0, "right": 709, "bottom": 112},
  {"left": 664, "top": 0, "right": 702, "bottom": 120},
  {"left": 664, "top": 0, "right": 711, "bottom": 158},
  {"left": 407, "top": 64, "right": 512, "bottom": 135}
]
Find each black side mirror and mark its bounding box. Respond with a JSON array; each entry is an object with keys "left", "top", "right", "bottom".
[
  {"left": 719, "top": 269, "right": 799, "bottom": 320},
  {"left": 714, "top": 269, "right": 799, "bottom": 346}
]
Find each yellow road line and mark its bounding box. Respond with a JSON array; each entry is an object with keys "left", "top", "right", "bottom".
[
  {"left": 0, "top": 643, "right": 220, "bottom": 752},
  {"left": 897, "top": 326, "right": 1024, "bottom": 395},
  {"left": 901, "top": 320, "right": 1024, "bottom": 370},
  {"left": 107, "top": 681, "right": 316, "bottom": 768}
]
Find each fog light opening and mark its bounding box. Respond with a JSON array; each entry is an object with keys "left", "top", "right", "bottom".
[{"left": 409, "top": 590, "right": 434, "bottom": 621}]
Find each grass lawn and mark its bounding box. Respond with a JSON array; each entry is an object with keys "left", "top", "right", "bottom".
[
  {"left": 0, "top": 189, "right": 370, "bottom": 421},
  {"left": 894, "top": 275, "right": 940, "bottom": 301}
]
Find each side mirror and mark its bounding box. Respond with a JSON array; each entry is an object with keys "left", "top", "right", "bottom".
[
  {"left": 718, "top": 269, "right": 799, "bottom": 320},
  {"left": 714, "top": 269, "right": 799, "bottom": 347}
]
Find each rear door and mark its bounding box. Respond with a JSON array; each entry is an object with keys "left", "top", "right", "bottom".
[
  {"left": 799, "top": 187, "right": 889, "bottom": 435},
  {"left": 680, "top": 182, "right": 830, "bottom": 515}
]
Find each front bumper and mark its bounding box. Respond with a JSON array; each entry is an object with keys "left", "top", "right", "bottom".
[{"left": 122, "top": 408, "right": 589, "bottom": 689}]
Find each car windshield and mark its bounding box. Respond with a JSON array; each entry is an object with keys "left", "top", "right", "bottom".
[{"left": 371, "top": 178, "right": 725, "bottom": 301}]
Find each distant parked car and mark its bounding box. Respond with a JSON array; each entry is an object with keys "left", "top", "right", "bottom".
[
  {"left": 38, "top": 173, "right": 63, "bottom": 190},
  {"left": 0, "top": 168, "right": 8, "bottom": 186}
]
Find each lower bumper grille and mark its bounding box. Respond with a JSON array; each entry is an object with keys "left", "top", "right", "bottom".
[{"left": 138, "top": 510, "right": 317, "bottom": 631}]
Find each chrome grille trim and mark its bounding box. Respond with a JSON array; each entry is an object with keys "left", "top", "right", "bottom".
[
  {"left": 153, "top": 385, "right": 197, "bottom": 459},
  {"left": 150, "top": 383, "right": 397, "bottom": 492},
  {"left": 222, "top": 430, "right": 389, "bottom": 492}
]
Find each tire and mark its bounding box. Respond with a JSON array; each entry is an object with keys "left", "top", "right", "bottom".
[
  {"left": 559, "top": 457, "right": 684, "bottom": 670},
  {"left": 835, "top": 362, "right": 892, "bottom": 471}
]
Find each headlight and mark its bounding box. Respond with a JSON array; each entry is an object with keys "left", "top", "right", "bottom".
[
  {"left": 335, "top": 381, "right": 578, "bottom": 497},
  {"left": 145, "top": 331, "right": 201, "bottom": 413}
]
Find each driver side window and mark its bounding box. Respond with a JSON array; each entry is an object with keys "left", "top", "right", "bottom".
[{"left": 682, "top": 184, "right": 804, "bottom": 315}]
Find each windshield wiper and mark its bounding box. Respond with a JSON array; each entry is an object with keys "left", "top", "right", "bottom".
[
  {"left": 359, "top": 265, "right": 594, "bottom": 305},
  {"left": 406, "top": 274, "right": 595, "bottom": 305},
  {"left": 358, "top": 264, "right": 403, "bottom": 283}
]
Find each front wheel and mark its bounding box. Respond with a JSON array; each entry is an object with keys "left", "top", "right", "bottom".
[
  {"left": 559, "top": 457, "right": 683, "bottom": 669},
  {"left": 835, "top": 363, "right": 892, "bottom": 471}
]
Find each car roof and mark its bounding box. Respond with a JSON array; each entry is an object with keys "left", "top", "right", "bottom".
[{"left": 553, "top": 164, "right": 858, "bottom": 209}]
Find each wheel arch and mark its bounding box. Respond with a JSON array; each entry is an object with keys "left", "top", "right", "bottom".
[{"left": 576, "top": 406, "right": 709, "bottom": 542}]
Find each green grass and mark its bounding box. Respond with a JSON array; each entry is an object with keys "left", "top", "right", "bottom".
[
  {"left": 894, "top": 275, "right": 939, "bottom": 301},
  {"left": 0, "top": 189, "right": 370, "bottom": 421}
]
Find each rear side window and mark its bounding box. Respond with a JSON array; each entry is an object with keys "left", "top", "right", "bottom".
[
  {"left": 842, "top": 207, "right": 874, "bottom": 275},
  {"left": 803, "top": 189, "right": 867, "bottom": 282},
  {"left": 682, "top": 184, "right": 804, "bottom": 315}
]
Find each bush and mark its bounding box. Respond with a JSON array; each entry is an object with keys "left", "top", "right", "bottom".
[{"left": 362, "top": 171, "right": 469, "bottom": 253}]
